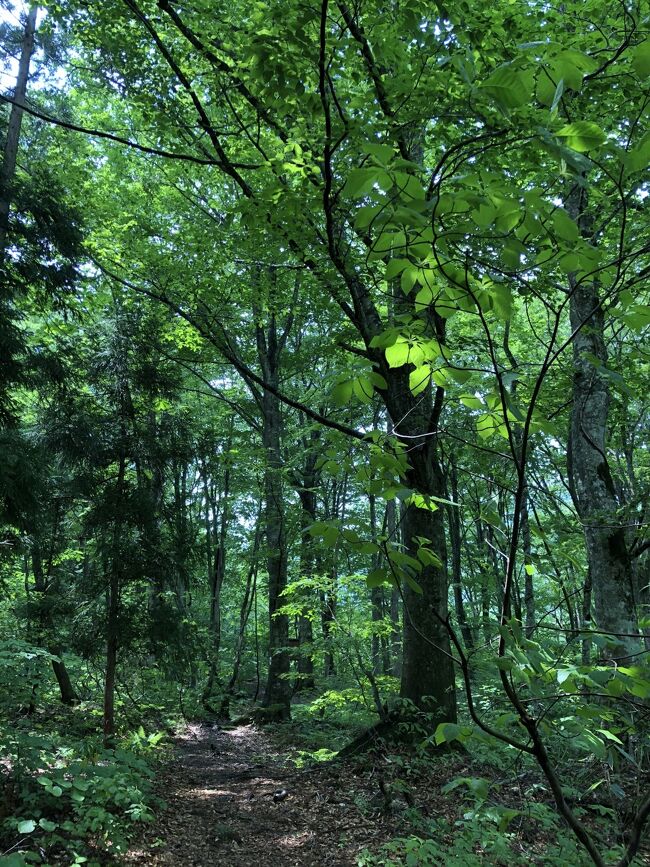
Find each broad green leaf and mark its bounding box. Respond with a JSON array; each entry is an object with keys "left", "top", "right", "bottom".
[
  {"left": 343, "top": 167, "right": 378, "bottom": 197},
  {"left": 385, "top": 258, "right": 410, "bottom": 280},
  {"left": 596, "top": 729, "right": 623, "bottom": 745},
  {"left": 495, "top": 657, "right": 514, "bottom": 671},
  {"left": 435, "top": 722, "right": 462, "bottom": 745},
  {"left": 417, "top": 546, "right": 442, "bottom": 568},
  {"left": 331, "top": 379, "right": 353, "bottom": 405},
  {"left": 405, "top": 493, "right": 439, "bottom": 512},
  {"left": 385, "top": 340, "right": 410, "bottom": 368},
  {"left": 476, "top": 413, "right": 498, "bottom": 439},
  {"left": 368, "top": 371, "right": 388, "bottom": 389},
  {"left": 341, "top": 528, "right": 360, "bottom": 544},
  {"left": 364, "top": 142, "right": 395, "bottom": 164},
  {"left": 626, "top": 132, "right": 650, "bottom": 173},
  {"left": 18, "top": 819, "right": 36, "bottom": 833},
  {"left": 559, "top": 252, "right": 581, "bottom": 273},
  {"left": 557, "top": 667, "right": 576, "bottom": 685},
  {"left": 481, "top": 64, "right": 531, "bottom": 108},
  {"left": 357, "top": 541, "right": 379, "bottom": 555},
  {"left": 39, "top": 818, "right": 58, "bottom": 832},
  {"left": 553, "top": 208, "right": 579, "bottom": 242},
  {"left": 367, "top": 567, "right": 390, "bottom": 588},
  {"left": 631, "top": 40, "right": 650, "bottom": 79},
  {"left": 409, "top": 365, "right": 431, "bottom": 397},
  {"left": 556, "top": 121, "right": 606, "bottom": 152},
  {"left": 460, "top": 394, "right": 484, "bottom": 409},
  {"left": 487, "top": 282, "right": 513, "bottom": 320},
  {"left": 354, "top": 204, "right": 382, "bottom": 229},
  {"left": 472, "top": 203, "right": 497, "bottom": 228},
  {"left": 352, "top": 376, "right": 374, "bottom": 403},
  {"left": 402, "top": 572, "right": 423, "bottom": 594}
]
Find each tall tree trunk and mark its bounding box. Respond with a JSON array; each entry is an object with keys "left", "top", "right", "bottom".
[
  {"left": 369, "top": 492, "right": 383, "bottom": 674},
  {"left": 203, "top": 446, "right": 230, "bottom": 711},
  {"left": 29, "top": 532, "right": 79, "bottom": 706},
  {"left": 258, "top": 315, "right": 291, "bottom": 718},
  {"left": 386, "top": 499, "right": 402, "bottom": 677},
  {"left": 227, "top": 518, "right": 261, "bottom": 694},
  {"left": 104, "top": 453, "right": 126, "bottom": 749},
  {"left": 294, "top": 429, "right": 320, "bottom": 692},
  {"left": 320, "top": 474, "right": 346, "bottom": 678},
  {"left": 0, "top": 5, "right": 37, "bottom": 255},
  {"left": 448, "top": 459, "right": 474, "bottom": 650},
  {"left": 567, "top": 187, "right": 642, "bottom": 660},
  {"left": 520, "top": 493, "right": 535, "bottom": 638}
]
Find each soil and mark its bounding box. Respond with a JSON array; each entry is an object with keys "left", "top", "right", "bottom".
[
  {"left": 123, "top": 722, "right": 650, "bottom": 866},
  {"left": 124, "top": 722, "right": 412, "bottom": 867}
]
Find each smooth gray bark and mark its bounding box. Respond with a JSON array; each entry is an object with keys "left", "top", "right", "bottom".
[{"left": 568, "top": 188, "right": 642, "bottom": 660}]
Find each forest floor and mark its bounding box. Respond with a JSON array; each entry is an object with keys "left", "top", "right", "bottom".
[
  {"left": 123, "top": 719, "right": 455, "bottom": 867},
  {"left": 122, "top": 719, "right": 650, "bottom": 866}
]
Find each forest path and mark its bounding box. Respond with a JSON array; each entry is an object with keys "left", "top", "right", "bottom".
[{"left": 125, "top": 721, "right": 383, "bottom": 866}]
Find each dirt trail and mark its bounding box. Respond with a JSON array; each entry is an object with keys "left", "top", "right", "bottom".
[{"left": 125, "top": 722, "right": 384, "bottom": 867}]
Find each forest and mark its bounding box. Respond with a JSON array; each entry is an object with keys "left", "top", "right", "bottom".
[{"left": 0, "top": 0, "right": 649, "bottom": 864}]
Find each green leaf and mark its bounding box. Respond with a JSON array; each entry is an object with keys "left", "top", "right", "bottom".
[
  {"left": 354, "top": 204, "right": 382, "bottom": 229},
  {"left": 481, "top": 64, "right": 531, "bottom": 108},
  {"left": 626, "top": 132, "right": 650, "bottom": 173},
  {"left": 385, "top": 340, "right": 410, "bottom": 368},
  {"left": 368, "top": 371, "right": 388, "bottom": 390},
  {"left": 631, "top": 40, "right": 650, "bottom": 79},
  {"left": 416, "top": 546, "right": 442, "bottom": 568},
  {"left": 343, "top": 167, "right": 379, "bottom": 197},
  {"left": 435, "top": 722, "right": 462, "bottom": 745},
  {"left": 556, "top": 121, "right": 606, "bottom": 152},
  {"left": 596, "top": 728, "right": 623, "bottom": 745},
  {"left": 402, "top": 572, "right": 423, "bottom": 594},
  {"left": 460, "top": 394, "right": 485, "bottom": 409},
  {"left": 401, "top": 266, "right": 418, "bottom": 293},
  {"left": 364, "top": 142, "right": 395, "bottom": 164},
  {"left": 367, "top": 567, "right": 390, "bottom": 588},
  {"left": 331, "top": 379, "right": 353, "bottom": 405},
  {"left": 352, "top": 376, "right": 374, "bottom": 403},
  {"left": 409, "top": 365, "right": 431, "bottom": 397},
  {"left": 385, "top": 258, "right": 410, "bottom": 280},
  {"left": 39, "top": 818, "right": 58, "bottom": 832},
  {"left": 18, "top": 819, "right": 36, "bottom": 833},
  {"left": 553, "top": 208, "right": 579, "bottom": 242}
]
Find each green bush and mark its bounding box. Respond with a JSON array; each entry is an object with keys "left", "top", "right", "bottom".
[{"left": 0, "top": 723, "right": 164, "bottom": 865}]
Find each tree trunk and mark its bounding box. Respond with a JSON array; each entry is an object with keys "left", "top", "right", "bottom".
[
  {"left": 258, "top": 315, "right": 291, "bottom": 718},
  {"left": 227, "top": 518, "right": 261, "bottom": 694},
  {"left": 384, "top": 499, "right": 401, "bottom": 677},
  {"left": 202, "top": 435, "right": 231, "bottom": 711},
  {"left": 104, "top": 453, "right": 126, "bottom": 749},
  {"left": 448, "top": 459, "right": 474, "bottom": 650},
  {"left": 294, "top": 433, "right": 320, "bottom": 692},
  {"left": 369, "top": 492, "right": 383, "bottom": 674},
  {"left": 379, "top": 363, "right": 456, "bottom": 723},
  {"left": 568, "top": 188, "right": 642, "bottom": 660},
  {"left": 0, "top": 5, "right": 37, "bottom": 255},
  {"left": 399, "top": 487, "right": 456, "bottom": 723},
  {"left": 51, "top": 646, "right": 78, "bottom": 706}
]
